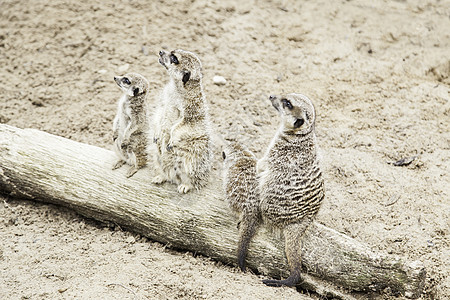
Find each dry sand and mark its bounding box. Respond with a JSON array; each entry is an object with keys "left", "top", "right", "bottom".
[{"left": 0, "top": 0, "right": 449, "bottom": 299}]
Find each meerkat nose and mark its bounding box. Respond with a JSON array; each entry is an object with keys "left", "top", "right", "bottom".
[
  {"left": 159, "top": 50, "right": 164, "bottom": 56},
  {"left": 269, "top": 95, "right": 276, "bottom": 100}
]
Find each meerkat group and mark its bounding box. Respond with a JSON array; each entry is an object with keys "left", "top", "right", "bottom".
[
  {"left": 112, "top": 49, "right": 212, "bottom": 194},
  {"left": 111, "top": 50, "right": 324, "bottom": 288}
]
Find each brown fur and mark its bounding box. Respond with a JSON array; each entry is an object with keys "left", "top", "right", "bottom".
[
  {"left": 223, "top": 93, "right": 324, "bottom": 287},
  {"left": 222, "top": 142, "right": 260, "bottom": 271},
  {"left": 112, "top": 73, "right": 150, "bottom": 178},
  {"left": 151, "top": 49, "right": 212, "bottom": 193}
]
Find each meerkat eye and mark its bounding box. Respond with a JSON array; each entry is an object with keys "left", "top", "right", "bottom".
[
  {"left": 281, "top": 99, "right": 293, "bottom": 110},
  {"left": 170, "top": 54, "right": 179, "bottom": 65},
  {"left": 122, "top": 77, "right": 131, "bottom": 85}
]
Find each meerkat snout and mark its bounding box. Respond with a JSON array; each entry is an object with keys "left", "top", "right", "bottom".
[{"left": 159, "top": 50, "right": 180, "bottom": 68}]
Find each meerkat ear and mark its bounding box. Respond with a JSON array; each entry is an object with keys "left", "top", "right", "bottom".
[
  {"left": 128, "top": 87, "right": 139, "bottom": 97},
  {"left": 182, "top": 70, "right": 191, "bottom": 84},
  {"left": 294, "top": 118, "right": 305, "bottom": 128}
]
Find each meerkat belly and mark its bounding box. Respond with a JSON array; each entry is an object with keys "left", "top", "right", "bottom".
[
  {"left": 260, "top": 165, "right": 324, "bottom": 227},
  {"left": 113, "top": 118, "right": 129, "bottom": 159},
  {"left": 157, "top": 127, "right": 211, "bottom": 188}
]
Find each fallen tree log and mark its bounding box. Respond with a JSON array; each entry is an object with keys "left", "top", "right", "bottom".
[{"left": 0, "top": 124, "right": 425, "bottom": 298}]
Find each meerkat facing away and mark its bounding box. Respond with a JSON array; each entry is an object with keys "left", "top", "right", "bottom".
[
  {"left": 151, "top": 49, "right": 212, "bottom": 193},
  {"left": 222, "top": 142, "right": 260, "bottom": 272},
  {"left": 112, "top": 72, "right": 150, "bottom": 178},
  {"left": 223, "top": 93, "right": 324, "bottom": 287}
]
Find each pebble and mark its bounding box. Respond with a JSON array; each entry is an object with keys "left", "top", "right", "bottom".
[
  {"left": 97, "top": 69, "right": 107, "bottom": 74},
  {"left": 126, "top": 236, "right": 136, "bottom": 244},
  {"left": 142, "top": 45, "right": 149, "bottom": 56},
  {"left": 276, "top": 74, "right": 283, "bottom": 82},
  {"left": 117, "top": 63, "right": 130, "bottom": 73},
  {"left": 213, "top": 75, "right": 226, "bottom": 86}
]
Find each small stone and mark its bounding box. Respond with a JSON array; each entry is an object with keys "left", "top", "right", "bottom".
[
  {"left": 142, "top": 46, "right": 149, "bottom": 56},
  {"left": 213, "top": 75, "right": 226, "bottom": 86},
  {"left": 31, "top": 99, "right": 44, "bottom": 107},
  {"left": 117, "top": 63, "right": 130, "bottom": 73},
  {"left": 97, "top": 69, "right": 107, "bottom": 74},
  {"left": 276, "top": 74, "right": 283, "bottom": 82},
  {"left": 392, "top": 156, "right": 416, "bottom": 167},
  {"left": 126, "top": 236, "right": 136, "bottom": 244}
]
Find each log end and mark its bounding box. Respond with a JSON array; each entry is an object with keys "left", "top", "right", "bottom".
[{"left": 403, "top": 260, "right": 426, "bottom": 299}]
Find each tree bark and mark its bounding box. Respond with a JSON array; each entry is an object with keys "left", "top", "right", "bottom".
[{"left": 0, "top": 124, "right": 425, "bottom": 299}]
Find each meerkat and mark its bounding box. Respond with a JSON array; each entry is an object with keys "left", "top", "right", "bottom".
[
  {"left": 223, "top": 93, "right": 324, "bottom": 287},
  {"left": 151, "top": 49, "right": 212, "bottom": 193},
  {"left": 222, "top": 142, "right": 260, "bottom": 272},
  {"left": 112, "top": 72, "right": 150, "bottom": 178}
]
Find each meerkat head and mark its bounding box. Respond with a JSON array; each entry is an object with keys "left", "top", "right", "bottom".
[
  {"left": 158, "top": 49, "right": 202, "bottom": 86},
  {"left": 269, "top": 93, "right": 316, "bottom": 135},
  {"left": 222, "top": 142, "right": 256, "bottom": 165},
  {"left": 114, "top": 72, "right": 149, "bottom": 98}
]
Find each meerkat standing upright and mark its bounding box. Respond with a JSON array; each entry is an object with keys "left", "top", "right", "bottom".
[
  {"left": 112, "top": 72, "right": 150, "bottom": 178},
  {"left": 151, "top": 49, "right": 212, "bottom": 193},
  {"left": 222, "top": 142, "right": 260, "bottom": 272},
  {"left": 223, "top": 93, "right": 324, "bottom": 287}
]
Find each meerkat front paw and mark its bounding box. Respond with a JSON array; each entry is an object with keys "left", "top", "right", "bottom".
[
  {"left": 113, "top": 132, "right": 118, "bottom": 142},
  {"left": 112, "top": 160, "right": 126, "bottom": 170},
  {"left": 177, "top": 184, "right": 191, "bottom": 194},
  {"left": 152, "top": 175, "right": 167, "bottom": 184}
]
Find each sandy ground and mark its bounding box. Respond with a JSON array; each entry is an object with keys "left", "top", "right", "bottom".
[{"left": 1, "top": 0, "right": 449, "bottom": 299}]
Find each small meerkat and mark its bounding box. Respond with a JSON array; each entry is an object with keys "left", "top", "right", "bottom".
[
  {"left": 112, "top": 72, "right": 150, "bottom": 178},
  {"left": 222, "top": 142, "right": 260, "bottom": 272},
  {"left": 223, "top": 93, "right": 324, "bottom": 287},
  {"left": 151, "top": 49, "right": 212, "bottom": 193}
]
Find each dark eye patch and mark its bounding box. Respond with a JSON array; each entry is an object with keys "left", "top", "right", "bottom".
[
  {"left": 281, "top": 98, "right": 293, "bottom": 110},
  {"left": 122, "top": 77, "right": 131, "bottom": 85},
  {"left": 170, "top": 54, "right": 179, "bottom": 65}
]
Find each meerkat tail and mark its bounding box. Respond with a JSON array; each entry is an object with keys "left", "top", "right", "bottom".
[
  {"left": 262, "top": 221, "right": 312, "bottom": 287},
  {"left": 237, "top": 210, "right": 259, "bottom": 272}
]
